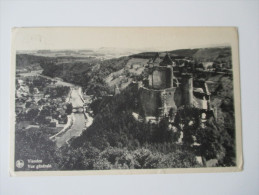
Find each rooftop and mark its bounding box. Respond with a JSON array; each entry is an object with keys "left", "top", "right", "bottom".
[{"left": 159, "top": 53, "right": 173, "bottom": 66}]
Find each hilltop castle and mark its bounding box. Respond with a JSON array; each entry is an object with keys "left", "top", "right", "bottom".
[{"left": 138, "top": 53, "right": 211, "bottom": 123}]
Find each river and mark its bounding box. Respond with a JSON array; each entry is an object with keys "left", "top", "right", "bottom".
[{"left": 55, "top": 87, "right": 92, "bottom": 147}]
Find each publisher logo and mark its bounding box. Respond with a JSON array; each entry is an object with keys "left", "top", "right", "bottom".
[{"left": 16, "top": 160, "right": 24, "bottom": 168}]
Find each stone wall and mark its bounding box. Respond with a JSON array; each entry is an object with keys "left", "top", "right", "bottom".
[
  {"left": 152, "top": 69, "right": 167, "bottom": 89},
  {"left": 139, "top": 87, "right": 162, "bottom": 117},
  {"left": 160, "top": 88, "right": 177, "bottom": 116},
  {"left": 139, "top": 86, "right": 182, "bottom": 118},
  {"left": 148, "top": 67, "right": 172, "bottom": 90},
  {"left": 181, "top": 74, "right": 193, "bottom": 106}
]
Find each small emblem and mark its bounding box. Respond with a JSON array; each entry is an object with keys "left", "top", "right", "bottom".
[{"left": 16, "top": 160, "right": 24, "bottom": 168}]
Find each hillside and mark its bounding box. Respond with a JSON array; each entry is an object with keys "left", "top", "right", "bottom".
[
  {"left": 169, "top": 49, "right": 199, "bottom": 57},
  {"left": 192, "top": 47, "right": 231, "bottom": 62},
  {"left": 16, "top": 54, "right": 50, "bottom": 70},
  {"left": 131, "top": 47, "right": 231, "bottom": 62}
]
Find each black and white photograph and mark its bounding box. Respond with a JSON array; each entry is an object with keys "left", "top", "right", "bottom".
[{"left": 10, "top": 27, "right": 242, "bottom": 175}]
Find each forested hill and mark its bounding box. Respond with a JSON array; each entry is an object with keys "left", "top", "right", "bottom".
[
  {"left": 16, "top": 52, "right": 130, "bottom": 92},
  {"left": 131, "top": 47, "right": 231, "bottom": 62},
  {"left": 40, "top": 56, "right": 130, "bottom": 94},
  {"left": 16, "top": 54, "right": 51, "bottom": 70},
  {"left": 16, "top": 54, "right": 96, "bottom": 70}
]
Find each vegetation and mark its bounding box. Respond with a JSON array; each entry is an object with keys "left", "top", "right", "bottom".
[
  {"left": 15, "top": 128, "right": 59, "bottom": 171},
  {"left": 14, "top": 47, "right": 236, "bottom": 171}
]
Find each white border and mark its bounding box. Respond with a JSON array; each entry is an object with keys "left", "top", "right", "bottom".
[{"left": 9, "top": 27, "right": 243, "bottom": 176}]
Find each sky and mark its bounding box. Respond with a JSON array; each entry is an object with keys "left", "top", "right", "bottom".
[{"left": 13, "top": 27, "right": 235, "bottom": 51}]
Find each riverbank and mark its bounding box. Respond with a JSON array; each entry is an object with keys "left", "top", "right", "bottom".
[
  {"left": 49, "top": 114, "right": 74, "bottom": 140},
  {"left": 53, "top": 86, "right": 94, "bottom": 147}
]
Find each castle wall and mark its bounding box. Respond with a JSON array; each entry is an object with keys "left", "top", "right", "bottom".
[
  {"left": 174, "top": 87, "right": 182, "bottom": 107},
  {"left": 169, "top": 66, "right": 175, "bottom": 87},
  {"left": 152, "top": 69, "right": 167, "bottom": 89},
  {"left": 148, "top": 66, "right": 173, "bottom": 90},
  {"left": 160, "top": 88, "right": 177, "bottom": 116},
  {"left": 139, "top": 87, "right": 162, "bottom": 117},
  {"left": 139, "top": 86, "right": 181, "bottom": 118},
  {"left": 193, "top": 96, "right": 208, "bottom": 110},
  {"left": 181, "top": 74, "right": 193, "bottom": 106},
  {"left": 193, "top": 79, "right": 211, "bottom": 110}
]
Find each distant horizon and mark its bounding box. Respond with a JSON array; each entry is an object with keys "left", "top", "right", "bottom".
[{"left": 16, "top": 44, "right": 231, "bottom": 54}]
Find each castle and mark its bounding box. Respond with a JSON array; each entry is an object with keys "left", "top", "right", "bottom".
[{"left": 138, "top": 53, "right": 211, "bottom": 123}]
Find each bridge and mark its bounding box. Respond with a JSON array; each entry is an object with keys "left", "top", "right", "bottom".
[{"left": 72, "top": 107, "right": 84, "bottom": 113}]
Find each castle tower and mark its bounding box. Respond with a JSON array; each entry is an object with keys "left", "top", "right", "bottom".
[
  {"left": 181, "top": 73, "right": 193, "bottom": 106},
  {"left": 194, "top": 79, "right": 211, "bottom": 110},
  {"left": 152, "top": 52, "right": 161, "bottom": 65},
  {"left": 160, "top": 53, "right": 175, "bottom": 88},
  {"left": 140, "top": 53, "right": 179, "bottom": 121},
  {"left": 169, "top": 66, "right": 175, "bottom": 88}
]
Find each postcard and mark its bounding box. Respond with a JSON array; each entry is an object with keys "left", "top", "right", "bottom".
[{"left": 10, "top": 27, "right": 243, "bottom": 176}]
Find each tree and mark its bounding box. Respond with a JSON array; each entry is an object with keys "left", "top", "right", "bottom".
[
  {"left": 15, "top": 128, "right": 59, "bottom": 171},
  {"left": 66, "top": 103, "right": 73, "bottom": 115},
  {"left": 196, "top": 126, "right": 225, "bottom": 161},
  {"left": 26, "top": 108, "right": 39, "bottom": 121},
  {"left": 132, "top": 148, "right": 160, "bottom": 169}
]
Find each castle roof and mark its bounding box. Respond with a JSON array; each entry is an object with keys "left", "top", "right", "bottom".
[
  {"left": 152, "top": 53, "right": 161, "bottom": 64},
  {"left": 159, "top": 53, "right": 173, "bottom": 66}
]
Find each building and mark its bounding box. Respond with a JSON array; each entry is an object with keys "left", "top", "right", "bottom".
[{"left": 138, "top": 53, "right": 211, "bottom": 123}]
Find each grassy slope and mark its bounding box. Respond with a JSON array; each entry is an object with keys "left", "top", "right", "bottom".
[
  {"left": 193, "top": 47, "right": 231, "bottom": 62},
  {"left": 131, "top": 47, "right": 231, "bottom": 61}
]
